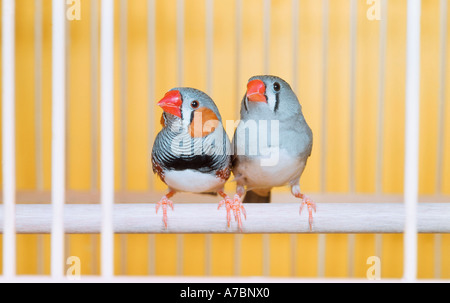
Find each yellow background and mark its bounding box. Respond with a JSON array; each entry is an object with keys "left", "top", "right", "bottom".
[{"left": 0, "top": 0, "right": 450, "bottom": 278}]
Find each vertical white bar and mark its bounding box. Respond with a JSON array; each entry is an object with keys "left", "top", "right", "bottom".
[
  {"left": 101, "top": 0, "right": 115, "bottom": 278},
  {"left": 2, "top": 0, "right": 16, "bottom": 279},
  {"left": 51, "top": 0, "right": 66, "bottom": 279},
  {"left": 403, "top": 0, "right": 421, "bottom": 282}
]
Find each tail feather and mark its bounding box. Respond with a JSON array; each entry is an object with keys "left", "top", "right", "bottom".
[{"left": 243, "top": 190, "right": 271, "bottom": 203}]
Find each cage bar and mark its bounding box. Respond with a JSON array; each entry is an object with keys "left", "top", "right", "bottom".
[
  {"left": 100, "top": 0, "right": 115, "bottom": 278},
  {"left": 403, "top": 0, "right": 421, "bottom": 281},
  {"left": 51, "top": 0, "right": 66, "bottom": 279},
  {"left": 2, "top": 0, "right": 16, "bottom": 279}
]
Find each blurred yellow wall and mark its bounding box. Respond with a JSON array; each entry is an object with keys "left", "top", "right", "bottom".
[{"left": 0, "top": 0, "right": 449, "bottom": 278}]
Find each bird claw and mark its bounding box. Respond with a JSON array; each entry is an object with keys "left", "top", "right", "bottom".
[
  {"left": 156, "top": 196, "right": 174, "bottom": 229},
  {"left": 298, "top": 194, "right": 316, "bottom": 231},
  {"left": 231, "top": 194, "right": 246, "bottom": 231},
  {"left": 218, "top": 196, "right": 233, "bottom": 227}
]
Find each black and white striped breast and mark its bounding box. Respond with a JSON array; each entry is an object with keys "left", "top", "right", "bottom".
[{"left": 152, "top": 126, "right": 230, "bottom": 177}]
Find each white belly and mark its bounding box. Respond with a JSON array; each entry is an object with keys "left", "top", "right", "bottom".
[
  {"left": 164, "top": 169, "right": 225, "bottom": 193},
  {"left": 235, "top": 149, "right": 302, "bottom": 189}
]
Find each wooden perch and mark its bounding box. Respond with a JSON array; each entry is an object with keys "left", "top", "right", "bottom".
[{"left": 0, "top": 202, "right": 449, "bottom": 234}]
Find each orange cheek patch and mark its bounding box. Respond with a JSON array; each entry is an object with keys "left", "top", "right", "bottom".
[
  {"left": 189, "top": 107, "right": 220, "bottom": 138},
  {"left": 160, "top": 114, "right": 166, "bottom": 127}
]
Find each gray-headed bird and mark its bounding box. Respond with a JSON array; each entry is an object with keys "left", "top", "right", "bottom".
[{"left": 232, "top": 75, "right": 315, "bottom": 229}]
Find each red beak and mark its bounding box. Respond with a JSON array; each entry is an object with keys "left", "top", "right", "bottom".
[
  {"left": 246, "top": 79, "right": 267, "bottom": 103},
  {"left": 157, "top": 90, "right": 182, "bottom": 118}
]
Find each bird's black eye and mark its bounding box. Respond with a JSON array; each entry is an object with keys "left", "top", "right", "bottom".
[
  {"left": 190, "top": 100, "right": 199, "bottom": 109},
  {"left": 273, "top": 82, "right": 281, "bottom": 92}
]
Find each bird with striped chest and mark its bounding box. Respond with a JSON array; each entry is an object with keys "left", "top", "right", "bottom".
[
  {"left": 232, "top": 75, "right": 315, "bottom": 230},
  {"left": 151, "top": 87, "right": 244, "bottom": 229}
]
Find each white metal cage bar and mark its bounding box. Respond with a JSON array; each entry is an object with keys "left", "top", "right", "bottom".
[
  {"left": 403, "top": 0, "right": 421, "bottom": 282},
  {"left": 51, "top": 0, "right": 66, "bottom": 279},
  {"left": 100, "top": 0, "right": 115, "bottom": 278},
  {"left": 2, "top": 0, "right": 16, "bottom": 279}
]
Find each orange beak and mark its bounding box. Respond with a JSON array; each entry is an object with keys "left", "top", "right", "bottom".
[
  {"left": 246, "top": 79, "right": 267, "bottom": 103},
  {"left": 157, "top": 90, "right": 182, "bottom": 118}
]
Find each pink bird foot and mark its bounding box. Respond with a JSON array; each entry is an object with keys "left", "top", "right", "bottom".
[
  {"left": 218, "top": 192, "right": 233, "bottom": 227},
  {"left": 298, "top": 194, "right": 316, "bottom": 231},
  {"left": 156, "top": 195, "right": 174, "bottom": 229},
  {"left": 231, "top": 194, "right": 246, "bottom": 231}
]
